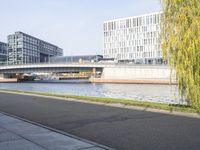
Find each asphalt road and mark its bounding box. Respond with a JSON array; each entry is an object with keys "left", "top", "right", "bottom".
[{"left": 0, "top": 92, "right": 200, "bottom": 150}]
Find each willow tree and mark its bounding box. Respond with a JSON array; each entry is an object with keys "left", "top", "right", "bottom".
[{"left": 162, "top": 0, "right": 200, "bottom": 110}]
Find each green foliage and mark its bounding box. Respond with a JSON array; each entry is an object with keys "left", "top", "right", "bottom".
[{"left": 162, "top": 0, "right": 200, "bottom": 110}]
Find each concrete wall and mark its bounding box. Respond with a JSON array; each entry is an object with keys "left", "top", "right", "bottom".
[{"left": 101, "top": 65, "right": 176, "bottom": 80}]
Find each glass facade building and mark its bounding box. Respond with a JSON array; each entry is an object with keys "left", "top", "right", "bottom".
[
  {"left": 7, "top": 32, "right": 63, "bottom": 65},
  {"left": 103, "top": 12, "right": 163, "bottom": 64},
  {"left": 0, "top": 42, "right": 7, "bottom": 65}
]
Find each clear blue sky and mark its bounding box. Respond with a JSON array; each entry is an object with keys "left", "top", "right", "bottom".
[{"left": 0, "top": 0, "right": 161, "bottom": 55}]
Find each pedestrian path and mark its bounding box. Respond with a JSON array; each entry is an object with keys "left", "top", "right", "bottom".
[{"left": 0, "top": 113, "right": 109, "bottom": 150}]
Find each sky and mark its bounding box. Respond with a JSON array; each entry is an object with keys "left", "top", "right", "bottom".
[{"left": 0, "top": 0, "right": 161, "bottom": 55}]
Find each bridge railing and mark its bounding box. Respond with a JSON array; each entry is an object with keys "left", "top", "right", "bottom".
[{"left": 0, "top": 61, "right": 168, "bottom": 67}]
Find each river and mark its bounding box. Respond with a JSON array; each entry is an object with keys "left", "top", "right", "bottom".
[{"left": 0, "top": 80, "right": 184, "bottom": 104}]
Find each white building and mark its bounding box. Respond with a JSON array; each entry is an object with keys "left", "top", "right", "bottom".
[{"left": 103, "top": 12, "right": 164, "bottom": 64}]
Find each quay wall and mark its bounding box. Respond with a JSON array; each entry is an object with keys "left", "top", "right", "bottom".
[
  {"left": 0, "top": 78, "right": 17, "bottom": 83},
  {"left": 92, "top": 65, "right": 176, "bottom": 84}
]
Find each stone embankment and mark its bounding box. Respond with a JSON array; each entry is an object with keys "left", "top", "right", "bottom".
[
  {"left": 90, "top": 78, "right": 177, "bottom": 84},
  {"left": 0, "top": 78, "right": 17, "bottom": 83}
]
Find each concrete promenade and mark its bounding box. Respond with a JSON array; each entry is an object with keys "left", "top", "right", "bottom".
[
  {"left": 0, "top": 112, "right": 109, "bottom": 150},
  {"left": 0, "top": 92, "right": 200, "bottom": 150}
]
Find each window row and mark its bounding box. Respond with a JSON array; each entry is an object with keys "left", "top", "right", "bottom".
[{"left": 104, "top": 13, "right": 162, "bottom": 31}]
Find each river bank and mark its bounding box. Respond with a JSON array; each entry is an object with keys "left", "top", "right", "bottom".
[
  {"left": 89, "top": 78, "right": 177, "bottom": 84},
  {"left": 0, "top": 89, "right": 196, "bottom": 114}
]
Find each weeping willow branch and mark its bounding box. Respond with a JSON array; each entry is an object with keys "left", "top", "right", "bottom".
[{"left": 161, "top": 0, "right": 200, "bottom": 110}]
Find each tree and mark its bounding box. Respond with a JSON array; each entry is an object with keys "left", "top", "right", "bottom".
[{"left": 162, "top": 0, "right": 200, "bottom": 110}]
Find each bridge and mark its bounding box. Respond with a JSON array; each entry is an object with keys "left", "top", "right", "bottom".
[
  {"left": 0, "top": 63, "right": 105, "bottom": 74},
  {"left": 0, "top": 63, "right": 175, "bottom": 84}
]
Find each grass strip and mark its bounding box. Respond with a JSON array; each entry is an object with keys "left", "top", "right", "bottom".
[{"left": 0, "top": 89, "right": 197, "bottom": 113}]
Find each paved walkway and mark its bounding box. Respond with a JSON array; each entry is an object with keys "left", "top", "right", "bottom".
[
  {"left": 0, "top": 113, "right": 109, "bottom": 150},
  {"left": 0, "top": 92, "right": 200, "bottom": 150}
]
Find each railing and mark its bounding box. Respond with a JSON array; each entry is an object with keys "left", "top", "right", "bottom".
[{"left": 0, "top": 61, "right": 169, "bottom": 67}]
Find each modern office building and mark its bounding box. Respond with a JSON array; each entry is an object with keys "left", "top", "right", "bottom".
[
  {"left": 7, "top": 31, "right": 63, "bottom": 65},
  {"left": 103, "top": 12, "right": 164, "bottom": 64},
  {"left": 50, "top": 55, "right": 103, "bottom": 63},
  {"left": 0, "top": 42, "right": 7, "bottom": 65}
]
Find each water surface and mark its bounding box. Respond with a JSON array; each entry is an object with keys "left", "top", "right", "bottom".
[{"left": 0, "top": 80, "right": 184, "bottom": 104}]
